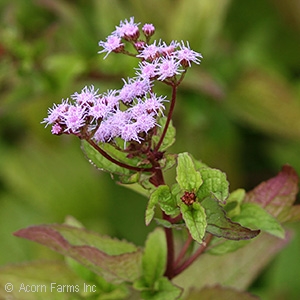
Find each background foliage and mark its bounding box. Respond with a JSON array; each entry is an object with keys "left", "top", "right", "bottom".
[{"left": 0, "top": 0, "right": 300, "bottom": 299}]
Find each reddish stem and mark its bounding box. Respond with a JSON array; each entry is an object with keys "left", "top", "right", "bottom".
[
  {"left": 154, "top": 84, "right": 177, "bottom": 152},
  {"left": 86, "top": 139, "right": 153, "bottom": 173},
  {"left": 173, "top": 234, "right": 213, "bottom": 277},
  {"left": 173, "top": 233, "right": 193, "bottom": 268}
]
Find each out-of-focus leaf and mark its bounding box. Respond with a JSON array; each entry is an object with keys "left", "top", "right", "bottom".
[
  {"left": 185, "top": 285, "right": 259, "bottom": 300},
  {"left": 14, "top": 224, "right": 142, "bottom": 284},
  {"left": 223, "top": 188, "right": 246, "bottom": 218},
  {"left": 173, "top": 231, "right": 292, "bottom": 294},
  {"left": 227, "top": 70, "right": 300, "bottom": 139},
  {"left": 141, "top": 228, "right": 167, "bottom": 287},
  {"left": 234, "top": 203, "right": 285, "bottom": 238},
  {"left": 138, "top": 277, "right": 182, "bottom": 300},
  {"left": 208, "top": 238, "right": 250, "bottom": 255},
  {"left": 0, "top": 260, "right": 130, "bottom": 299},
  {"left": 180, "top": 202, "right": 207, "bottom": 243},
  {"left": 244, "top": 165, "right": 299, "bottom": 222},
  {"left": 176, "top": 153, "right": 203, "bottom": 191},
  {"left": 197, "top": 168, "right": 229, "bottom": 202},
  {"left": 202, "top": 197, "right": 260, "bottom": 240},
  {"left": 0, "top": 261, "right": 86, "bottom": 300},
  {"left": 153, "top": 116, "right": 176, "bottom": 151}
]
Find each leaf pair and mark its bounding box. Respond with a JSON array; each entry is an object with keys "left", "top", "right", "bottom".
[{"left": 146, "top": 153, "right": 260, "bottom": 243}]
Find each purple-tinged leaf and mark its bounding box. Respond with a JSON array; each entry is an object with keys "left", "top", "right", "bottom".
[
  {"left": 244, "top": 165, "right": 299, "bottom": 221},
  {"left": 0, "top": 260, "right": 129, "bottom": 299},
  {"left": 174, "top": 231, "right": 292, "bottom": 293},
  {"left": 14, "top": 224, "right": 142, "bottom": 283}
]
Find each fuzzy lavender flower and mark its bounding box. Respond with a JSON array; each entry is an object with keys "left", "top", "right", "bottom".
[
  {"left": 136, "top": 40, "right": 163, "bottom": 61},
  {"left": 42, "top": 99, "right": 70, "bottom": 128},
  {"left": 63, "top": 105, "right": 87, "bottom": 133},
  {"left": 135, "top": 60, "right": 158, "bottom": 80},
  {"left": 98, "top": 35, "right": 124, "bottom": 59},
  {"left": 156, "top": 56, "right": 183, "bottom": 81},
  {"left": 142, "top": 23, "right": 155, "bottom": 37},
  {"left": 113, "top": 17, "right": 140, "bottom": 41},
  {"left": 71, "top": 85, "right": 99, "bottom": 106},
  {"left": 174, "top": 41, "right": 203, "bottom": 67},
  {"left": 119, "top": 77, "right": 152, "bottom": 104}
]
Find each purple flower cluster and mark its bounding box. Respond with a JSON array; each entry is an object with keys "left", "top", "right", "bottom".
[
  {"left": 43, "top": 83, "right": 166, "bottom": 145},
  {"left": 99, "top": 17, "right": 202, "bottom": 82},
  {"left": 43, "top": 17, "right": 202, "bottom": 148}
]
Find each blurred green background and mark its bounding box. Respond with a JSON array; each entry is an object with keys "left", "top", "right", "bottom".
[{"left": 0, "top": 0, "right": 300, "bottom": 299}]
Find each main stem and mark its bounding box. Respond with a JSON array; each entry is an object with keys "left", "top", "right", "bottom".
[{"left": 150, "top": 167, "right": 175, "bottom": 279}]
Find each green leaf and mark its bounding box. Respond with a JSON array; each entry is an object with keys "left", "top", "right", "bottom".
[
  {"left": 173, "top": 232, "right": 291, "bottom": 292},
  {"left": 197, "top": 167, "right": 229, "bottom": 202},
  {"left": 146, "top": 185, "right": 178, "bottom": 226},
  {"left": 139, "top": 277, "right": 182, "bottom": 300},
  {"left": 233, "top": 203, "right": 285, "bottom": 238},
  {"left": 81, "top": 139, "right": 139, "bottom": 178},
  {"left": 223, "top": 188, "right": 246, "bottom": 218},
  {"left": 154, "top": 218, "right": 186, "bottom": 229},
  {"left": 153, "top": 116, "right": 176, "bottom": 151},
  {"left": 145, "top": 189, "right": 159, "bottom": 226},
  {"left": 14, "top": 224, "right": 142, "bottom": 284},
  {"left": 158, "top": 186, "right": 180, "bottom": 217},
  {"left": 208, "top": 238, "right": 250, "bottom": 255},
  {"left": 201, "top": 197, "right": 260, "bottom": 240},
  {"left": 0, "top": 261, "right": 86, "bottom": 300},
  {"left": 176, "top": 153, "right": 203, "bottom": 191},
  {"left": 180, "top": 202, "right": 207, "bottom": 243},
  {"left": 142, "top": 228, "right": 167, "bottom": 287}
]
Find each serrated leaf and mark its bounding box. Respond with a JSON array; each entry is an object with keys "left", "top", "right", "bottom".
[
  {"left": 145, "top": 189, "right": 159, "bottom": 226},
  {"left": 153, "top": 116, "right": 176, "bottom": 151},
  {"left": 158, "top": 186, "right": 180, "bottom": 217},
  {"left": 201, "top": 197, "right": 260, "bottom": 240},
  {"left": 176, "top": 153, "right": 203, "bottom": 191},
  {"left": 233, "top": 203, "right": 285, "bottom": 238},
  {"left": 142, "top": 228, "right": 167, "bottom": 287},
  {"left": 197, "top": 167, "right": 229, "bottom": 202},
  {"left": 14, "top": 224, "right": 142, "bottom": 283},
  {"left": 146, "top": 185, "right": 178, "bottom": 225},
  {"left": 140, "top": 277, "right": 182, "bottom": 300},
  {"left": 180, "top": 202, "right": 207, "bottom": 243},
  {"left": 244, "top": 165, "right": 299, "bottom": 222}
]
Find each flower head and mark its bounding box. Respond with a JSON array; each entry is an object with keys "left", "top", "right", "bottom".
[
  {"left": 136, "top": 40, "right": 163, "bottom": 61},
  {"left": 71, "top": 85, "right": 98, "bottom": 106},
  {"left": 142, "top": 23, "right": 155, "bottom": 37},
  {"left": 119, "top": 77, "right": 152, "bottom": 104},
  {"left": 156, "top": 56, "right": 183, "bottom": 81},
  {"left": 174, "top": 41, "right": 203, "bottom": 67},
  {"left": 98, "top": 35, "right": 124, "bottom": 59},
  {"left": 113, "top": 17, "right": 140, "bottom": 41}
]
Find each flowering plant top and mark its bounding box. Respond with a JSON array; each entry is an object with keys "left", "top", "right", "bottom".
[
  {"left": 43, "top": 17, "right": 202, "bottom": 152},
  {"left": 26, "top": 17, "right": 299, "bottom": 300}
]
